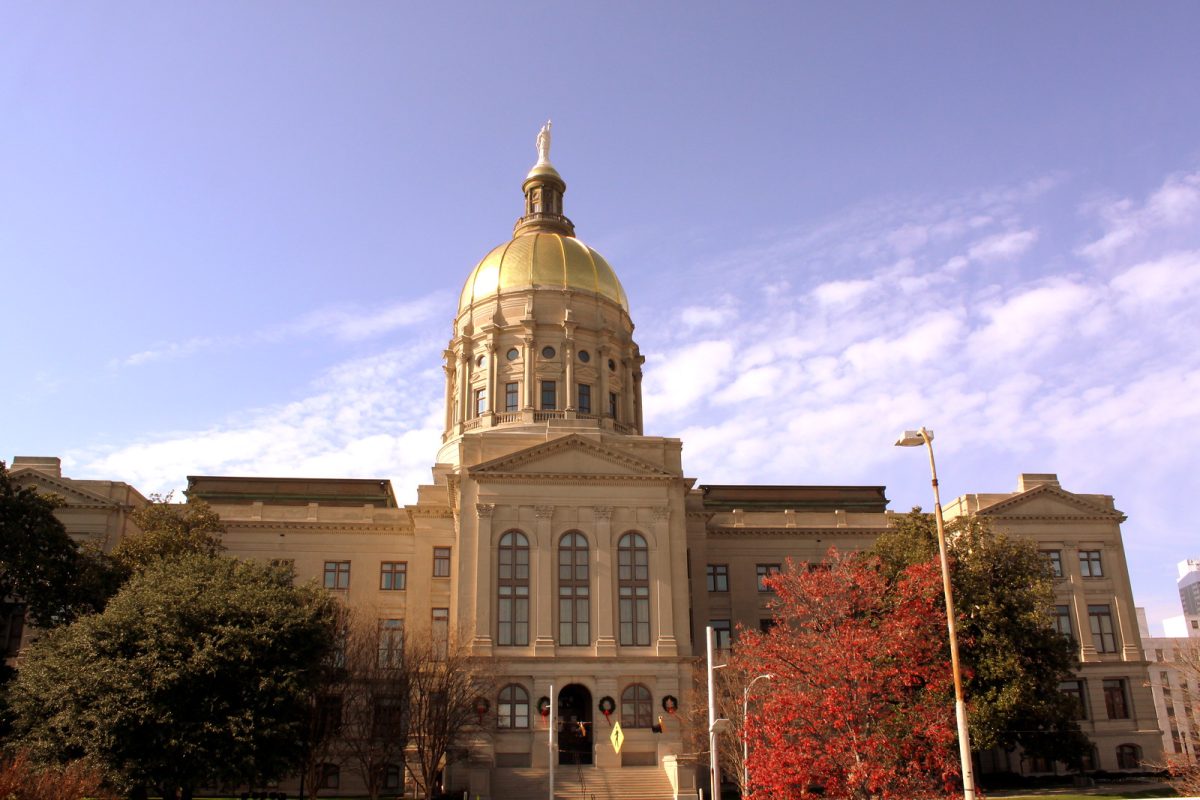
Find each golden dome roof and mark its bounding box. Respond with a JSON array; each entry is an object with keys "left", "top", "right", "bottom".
[{"left": 458, "top": 231, "right": 629, "bottom": 313}]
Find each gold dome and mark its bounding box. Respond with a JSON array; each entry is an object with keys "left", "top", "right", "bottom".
[{"left": 458, "top": 232, "right": 629, "bottom": 313}]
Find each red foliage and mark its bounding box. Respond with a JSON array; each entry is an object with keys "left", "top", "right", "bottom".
[{"left": 734, "top": 551, "right": 960, "bottom": 800}]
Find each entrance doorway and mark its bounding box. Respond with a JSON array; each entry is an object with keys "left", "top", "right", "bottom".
[{"left": 557, "top": 683, "right": 593, "bottom": 766}]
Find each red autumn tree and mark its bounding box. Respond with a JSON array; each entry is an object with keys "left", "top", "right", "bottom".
[{"left": 734, "top": 551, "right": 960, "bottom": 800}]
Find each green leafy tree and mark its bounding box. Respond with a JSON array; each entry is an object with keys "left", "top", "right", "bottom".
[
  {"left": 10, "top": 553, "right": 339, "bottom": 800},
  {"left": 112, "top": 494, "right": 225, "bottom": 573},
  {"left": 0, "top": 461, "right": 118, "bottom": 627},
  {"left": 872, "top": 509, "right": 1091, "bottom": 768}
]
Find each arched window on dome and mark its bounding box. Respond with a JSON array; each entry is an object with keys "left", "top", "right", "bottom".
[
  {"left": 558, "top": 532, "right": 589, "bottom": 646},
  {"left": 498, "top": 531, "right": 529, "bottom": 646},
  {"left": 620, "top": 683, "right": 653, "bottom": 728},
  {"left": 617, "top": 532, "right": 650, "bottom": 646}
]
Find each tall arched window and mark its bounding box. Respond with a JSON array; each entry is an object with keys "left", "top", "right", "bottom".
[
  {"left": 617, "top": 532, "right": 650, "bottom": 646},
  {"left": 498, "top": 684, "right": 530, "bottom": 729},
  {"left": 559, "top": 532, "right": 590, "bottom": 646},
  {"left": 621, "top": 684, "right": 652, "bottom": 728},
  {"left": 497, "top": 531, "right": 529, "bottom": 646}
]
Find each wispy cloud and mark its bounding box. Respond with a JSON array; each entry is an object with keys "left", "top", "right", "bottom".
[
  {"left": 75, "top": 343, "right": 446, "bottom": 501},
  {"left": 1078, "top": 169, "right": 1200, "bottom": 261},
  {"left": 119, "top": 291, "right": 450, "bottom": 367}
]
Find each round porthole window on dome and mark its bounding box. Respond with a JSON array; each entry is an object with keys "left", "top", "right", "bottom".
[
  {"left": 475, "top": 355, "right": 485, "bottom": 367},
  {"left": 608, "top": 359, "right": 616, "bottom": 372},
  {"left": 542, "top": 346, "right": 557, "bottom": 359},
  {"left": 506, "top": 348, "right": 519, "bottom": 361},
  {"left": 578, "top": 350, "right": 590, "bottom": 363}
]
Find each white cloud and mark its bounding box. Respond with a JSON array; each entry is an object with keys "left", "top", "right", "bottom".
[
  {"left": 678, "top": 304, "right": 736, "bottom": 331},
  {"left": 119, "top": 291, "right": 449, "bottom": 366},
  {"left": 967, "top": 279, "right": 1099, "bottom": 358},
  {"left": 1110, "top": 250, "right": 1200, "bottom": 306},
  {"left": 967, "top": 229, "right": 1038, "bottom": 263},
  {"left": 76, "top": 346, "right": 445, "bottom": 502},
  {"left": 1079, "top": 170, "right": 1200, "bottom": 261},
  {"left": 811, "top": 278, "right": 876, "bottom": 307},
  {"left": 642, "top": 340, "right": 735, "bottom": 417}
]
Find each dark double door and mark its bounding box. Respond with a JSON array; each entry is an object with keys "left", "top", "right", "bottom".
[{"left": 557, "top": 683, "right": 593, "bottom": 766}]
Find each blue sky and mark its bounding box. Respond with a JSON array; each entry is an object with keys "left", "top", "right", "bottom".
[{"left": 3, "top": 3, "right": 1198, "bottom": 628}]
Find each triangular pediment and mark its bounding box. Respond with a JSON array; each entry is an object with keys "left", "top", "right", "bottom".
[
  {"left": 8, "top": 468, "right": 120, "bottom": 507},
  {"left": 977, "top": 484, "right": 1123, "bottom": 521},
  {"left": 468, "top": 435, "right": 677, "bottom": 481}
]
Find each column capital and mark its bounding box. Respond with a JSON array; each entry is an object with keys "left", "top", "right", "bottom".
[
  {"left": 476, "top": 503, "right": 496, "bottom": 518},
  {"left": 535, "top": 505, "right": 555, "bottom": 519},
  {"left": 593, "top": 506, "right": 613, "bottom": 520}
]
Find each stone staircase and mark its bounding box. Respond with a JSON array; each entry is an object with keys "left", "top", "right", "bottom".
[{"left": 490, "top": 765, "right": 675, "bottom": 800}]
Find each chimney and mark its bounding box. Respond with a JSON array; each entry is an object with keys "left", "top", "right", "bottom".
[{"left": 11, "top": 456, "right": 62, "bottom": 478}]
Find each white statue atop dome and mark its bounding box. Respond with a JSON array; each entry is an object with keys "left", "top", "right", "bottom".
[{"left": 535, "top": 120, "right": 552, "bottom": 165}]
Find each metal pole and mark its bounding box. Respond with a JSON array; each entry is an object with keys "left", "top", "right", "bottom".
[
  {"left": 742, "top": 675, "right": 772, "bottom": 795},
  {"left": 707, "top": 626, "right": 720, "bottom": 800},
  {"left": 549, "top": 683, "right": 555, "bottom": 800},
  {"left": 922, "top": 428, "right": 977, "bottom": 800}
]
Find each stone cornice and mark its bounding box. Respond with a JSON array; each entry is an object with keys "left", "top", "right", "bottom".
[
  {"left": 471, "top": 472, "right": 674, "bottom": 485},
  {"left": 706, "top": 526, "right": 887, "bottom": 538},
  {"left": 223, "top": 521, "right": 416, "bottom": 535},
  {"left": 9, "top": 470, "right": 123, "bottom": 508},
  {"left": 974, "top": 484, "right": 1125, "bottom": 522},
  {"left": 467, "top": 433, "right": 677, "bottom": 479}
]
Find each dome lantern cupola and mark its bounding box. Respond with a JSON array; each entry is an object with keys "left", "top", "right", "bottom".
[{"left": 513, "top": 120, "right": 575, "bottom": 237}]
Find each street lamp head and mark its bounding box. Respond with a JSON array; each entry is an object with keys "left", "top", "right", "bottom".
[{"left": 895, "top": 428, "right": 933, "bottom": 447}]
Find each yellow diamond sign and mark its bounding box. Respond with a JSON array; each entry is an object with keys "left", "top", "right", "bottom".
[{"left": 610, "top": 720, "right": 624, "bottom": 754}]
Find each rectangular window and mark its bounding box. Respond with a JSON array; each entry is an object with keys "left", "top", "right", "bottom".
[
  {"left": 1052, "top": 604, "right": 1074, "bottom": 640},
  {"left": 318, "top": 695, "right": 343, "bottom": 737},
  {"left": 760, "top": 618, "right": 776, "bottom": 633},
  {"left": 609, "top": 391, "right": 618, "bottom": 420},
  {"left": 1041, "top": 549, "right": 1063, "bottom": 578},
  {"left": 505, "top": 382, "right": 519, "bottom": 412},
  {"left": 474, "top": 388, "right": 487, "bottom": 417},
  {"left": 541, "top": 380, "right": 557, "bottom": 410},
  {"left": 378, "top": 619, "right": 405, "bottom": 669},
  {"left": 757, "top": 563, "right": 781, "bottom": 592},
  {"left": 711, "top": 619, "right": 732, "bottom": 651},
  {"left": 324, "top": 561, "right": 350, "bottom": 590},
  {"left": 1088, "top": 604, "right": 1118, "bottom": 653},
  {"left": 433, "top": 547, "right": 451, "bottom": 578},
  {"left": 1103, "top": 678, "right": 1130, "bottom": 719},
  {"left": 706, "top": 564, "right": 729, "bottom": 592},
  {"left": 618, "top": 589, "right": 651, "bottom": 646},
  {"left": 373, "top": 698, "right": 406, "bottom": 740},
  {"left": 380, "top": 561, "right": 407, "bottom": 591},
  {"left": 432, "top": 608, "right": 449, "bottom": 661},
  {"left": 578, "top": 383, "right": 592, "bottom": 414},
  {"left": 1060, "top": 679, "right": 1088, "bottom": 719},
  {"left": 1079, "top": 549, "right": 1104, "bottom": 577}
]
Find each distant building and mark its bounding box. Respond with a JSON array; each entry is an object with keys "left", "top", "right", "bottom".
[
  {"left": 1139, "top": 563, "right": 1200, "bottom": 765},
  {"left": 7, "top": 137, "right": 1164, "bottom": 797}
]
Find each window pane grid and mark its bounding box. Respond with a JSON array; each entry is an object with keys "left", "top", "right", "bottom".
[
  {"left": 324, "top": 561, "right": 350, "bottom": 589},
  {"left": 380, "top": 561, "right": 407, "bottom": 591},
  {"left": 498, "top": 532, "right": 530, "bottom": 646}
]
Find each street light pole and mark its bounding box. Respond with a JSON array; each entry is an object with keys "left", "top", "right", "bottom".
[
  {"left": 895, "top": 427, "right": 977, "bottom": 800},
  {"left": 742, "top": 674, "right": 772, "bottom": 795},
  {"left": 707, "top": 626, "right": 720, "bottom": 800}
]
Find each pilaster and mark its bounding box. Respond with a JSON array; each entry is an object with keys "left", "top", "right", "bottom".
[
  {"left": 534, "top": 504, "right": 556, "bottom": 655},
  {"left": 472, "top": 503, "right": 495, "bottom": 656},
  {"left": 593, "top": 505, "right": 617, "bottom": 656},
  {"left": 652, "top": 506, "right": 678, "bottom": 656}
]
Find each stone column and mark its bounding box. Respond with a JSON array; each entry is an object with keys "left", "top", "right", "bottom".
[
  {"left": 534, "top": 505, "right": 556, "bottom": 655},
  {"left": 523, "top": 335, "right": 535, "bottom": 410},
  {"left": 652, "top": 507, "right": 678, "bottom": 656},
  {"left": 597, "top": 343, "right": 610, "bottom": 423},
  {"left": 593, "top": 506, "right": 617, "bottom": 656},
  {"left": 1063, "top": 542, "right": 1097, "bottom": 662},
  {"left": 443, "top": 352, "right": 456, "bottom": 432},
  {"left": 486, "top": 338, "right": 497, "bottom": 418},
  {"left": 1111, "top": 533, "right": 1144, "bottom": 662},
  {"left": 633, "top": 357, "right": 644, "bottom": 434},
  {"left": 472, "top": 503, "right": 495, "bottom": 656},
  {"left": 564, "top": 340, "right": 575, "bottom": 412},
  {"left": 622, "top": 350, "right": 635, "bottom": 426}
]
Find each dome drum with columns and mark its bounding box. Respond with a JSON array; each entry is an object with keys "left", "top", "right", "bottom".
[{"left": 441, "top": 125, "right": 644, "bottom": 461}]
